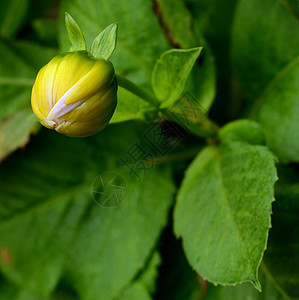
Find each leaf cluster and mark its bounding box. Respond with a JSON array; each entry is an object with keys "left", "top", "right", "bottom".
[{"left": 0, "top": 0, "right": 298, "bottom": 299}]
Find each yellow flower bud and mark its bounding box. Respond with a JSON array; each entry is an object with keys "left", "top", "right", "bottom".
[{"left": 31, "top": 51, "right": 117, "bottom": 137}]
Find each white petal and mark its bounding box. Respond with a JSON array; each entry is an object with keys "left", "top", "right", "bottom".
[{"left": 46, "top": 85, "right": 85, "bottom": 121}]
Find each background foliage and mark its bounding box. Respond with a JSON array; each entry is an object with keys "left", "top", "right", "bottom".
[{"left": 0, "top": 0, "right": 298, "bottom": 299}]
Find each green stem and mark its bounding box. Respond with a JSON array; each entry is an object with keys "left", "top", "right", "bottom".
[
  {"left": 116, "top": 74, "right": 160, "bottom": 108},
  {"left": 116, "top": 74, "right": 219, "bottom": 138},
  {"left": 162, "top": 109, "right": 219, "bottom": 138}
]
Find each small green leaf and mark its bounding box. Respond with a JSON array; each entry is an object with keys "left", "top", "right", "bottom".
[
  {"left": 152, "top": 47, "right": 202, "bottom": 108},
  {"left": 64, "top": 12, "right": 86, "bottom": 51},
  {"left": 174, "top": 119, "right": 277, "bottom": 290},
  {"left": 90, "top": 23, "right": 118, "bottom": 60},
  {"left": 150, "top": 0, "right": 217, "bottom": 125}
]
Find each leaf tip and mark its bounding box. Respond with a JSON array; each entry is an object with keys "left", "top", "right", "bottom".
[
  {"left": 90, "top": 23, "right": 118, "bottom": 59},
  {"left": 192, "top": 46, "right": 203, "bottom": 55},
  {"left": 64, "top": 11, "right": 71, "bottom": 22},
  {"left": 251, "top": 277, "right": 262, "bottom": 292}
]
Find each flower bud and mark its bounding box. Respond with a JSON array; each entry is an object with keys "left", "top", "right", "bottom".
[{"left": 31, "top": 51, "right": 117, "bottom": 137}]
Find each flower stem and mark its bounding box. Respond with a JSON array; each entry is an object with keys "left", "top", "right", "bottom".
[
  {"left": 116, "top": 74, "right": 160, "bottom": 108},
  {"left": 116, "top": 74, "right": 219, "bottom": 138}
]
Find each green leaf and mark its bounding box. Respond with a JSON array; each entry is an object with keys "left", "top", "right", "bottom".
[
  {"left": 0, "top": 0, "right": 29, "bottom": 37},
  {"left": 232, "top": 0, "right": 299, "bottom": 162},
  {"left": 152, "top": 0, "right": 216, "bottom": 112},
  {"left": 0, "top": 122, "right": 175, "bottom": 299},
  {"left": 252, "top": 57, "right": 299, "bottom": 163},
  {"left": 65, "top": 12, "right": 86, "bottom": 51},
  {"left": 185, "top": 0, "right": 238, "bottom": 122},
  {"left": 0, "top": 110, "right": 39, "bottom": 162},
  {"left": 174, "top": 120, "right": 277, "bottom": 290},
  {"left": 90, "top": 23, "right": 118, "bottom": 60},
  {"left": 152, "top": 47, "right": 202, "bottom": 107},
  {"left": 232, "top": 0, "right": 299, "bottom": 103},
  {"left": 150, "top": 0, "right": 216, "bottom": 137},
  {"left": 154, "top": 0, "right": 196, "bottom": 48}
]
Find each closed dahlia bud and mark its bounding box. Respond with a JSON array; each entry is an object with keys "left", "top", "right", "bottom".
[{"left": 31, "top": 51, "right": 117, "bottom": 137}]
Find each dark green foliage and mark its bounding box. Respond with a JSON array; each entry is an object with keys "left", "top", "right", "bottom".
[{"left": 0, "top": 0, "right": 298, "bottom": 299}]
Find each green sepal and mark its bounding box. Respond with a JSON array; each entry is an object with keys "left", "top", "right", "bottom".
[
  {"left": 65, "top": 12, "right": 87, "bottom": 51},
  {"left": 90, "top": 23, "right": 118, "bottom": 60}
]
